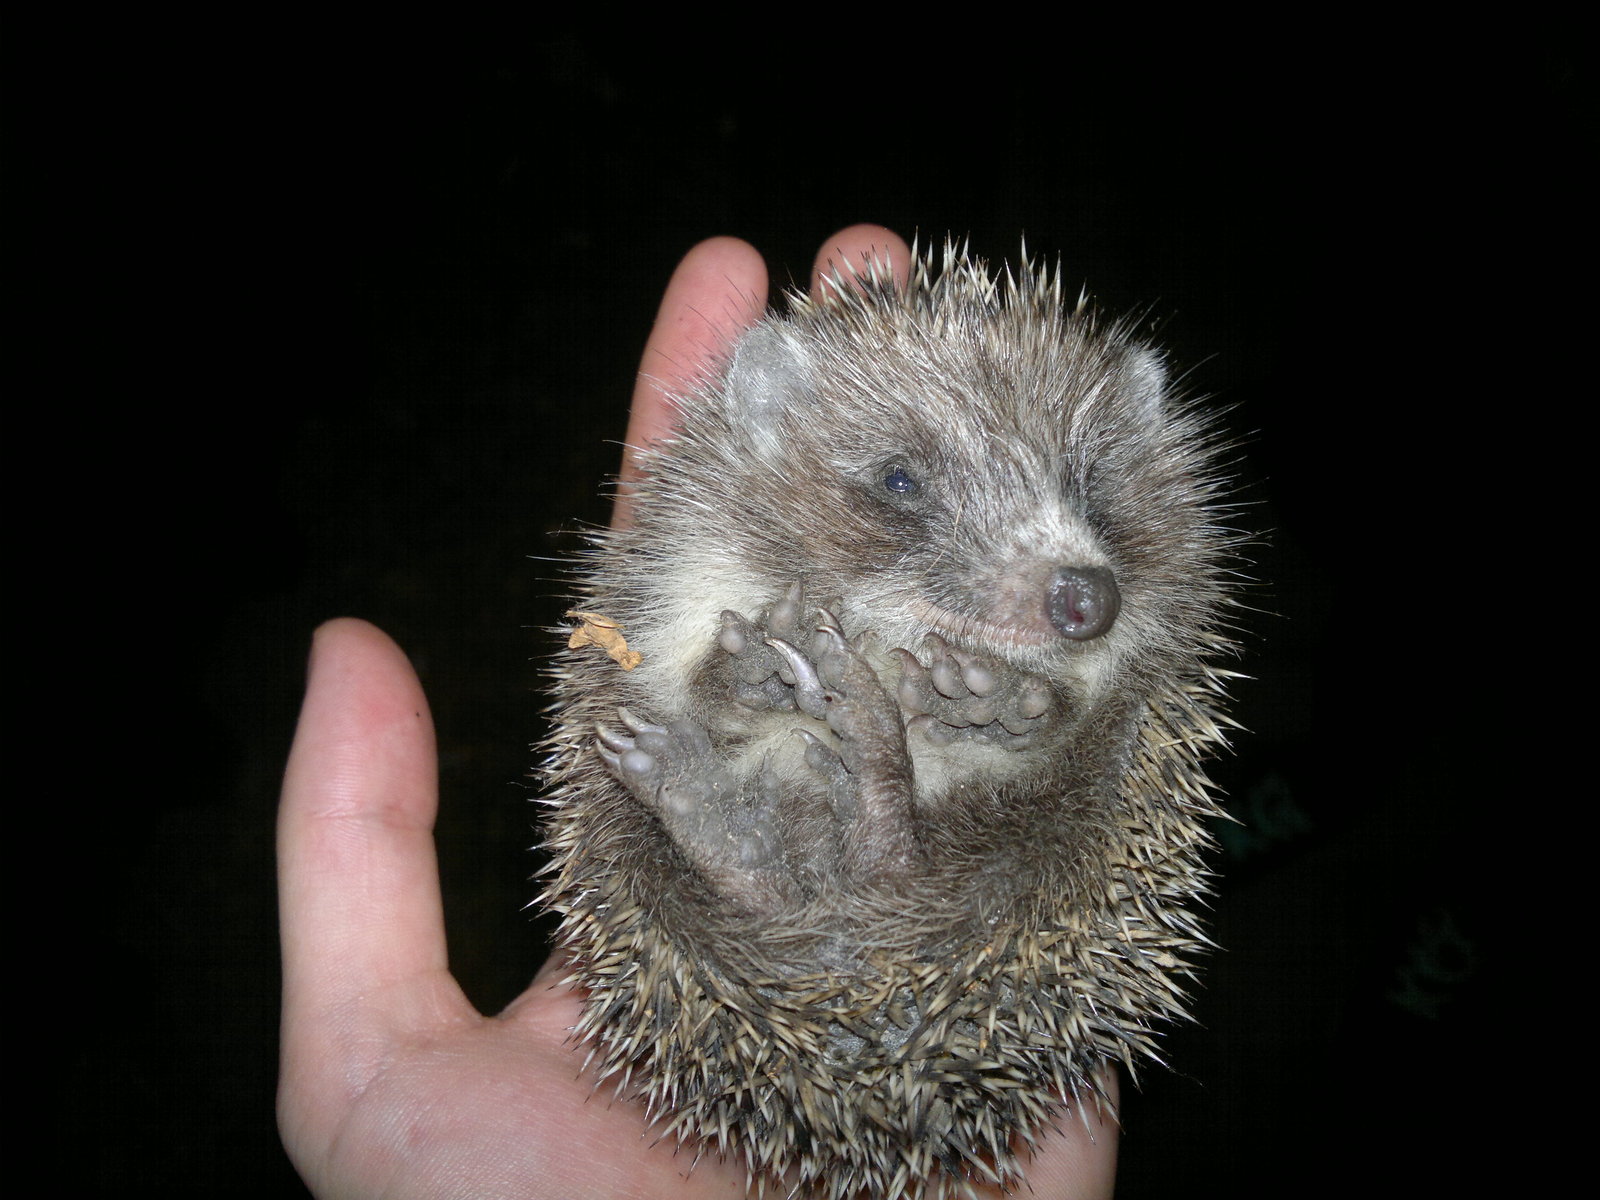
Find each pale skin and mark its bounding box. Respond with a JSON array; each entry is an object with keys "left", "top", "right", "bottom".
[{"left": 277, "top": 226, "right": 1121, "bottom": 1199}]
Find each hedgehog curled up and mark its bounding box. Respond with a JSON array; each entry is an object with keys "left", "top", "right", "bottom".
[{"left": 540, "top": 243, "right": 1241, "bottom": 1200}]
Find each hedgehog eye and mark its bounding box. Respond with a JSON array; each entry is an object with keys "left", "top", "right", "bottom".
[{"left": 883, "top": 465, "right": 919, "bottom": 495}]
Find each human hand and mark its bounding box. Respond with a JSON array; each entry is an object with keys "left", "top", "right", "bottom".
[{"left": 276, "top": 227, "right": 1119, "bottom": 1199}]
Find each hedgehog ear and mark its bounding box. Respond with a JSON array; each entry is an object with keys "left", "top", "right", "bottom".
[
  {"left": 724, "top": 321, "right": 814, "bottom": 464},
  {"left": 1123, "top": 348, "right": 1170, "bottom": 426}
]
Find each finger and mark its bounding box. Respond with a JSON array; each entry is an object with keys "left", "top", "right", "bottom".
[
  {"left": 1009, "top": 1071, "right": 1120, "bottom": 1200},
  {"left": 809, "top": 223, "right": 913, "bottom": 299},
  {"left": 616, "top": 237, "right": 768, "bottom": 528},
  {"left": 278, "top": 620, "right": 466, "bottom": 1081}
]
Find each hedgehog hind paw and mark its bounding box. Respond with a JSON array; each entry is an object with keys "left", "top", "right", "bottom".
[
  {"left": 796, "top": 627, "right": 926, "bottom": 882},
  {"left": 596, "top": 713, "right": 798, "bottom": 907}
]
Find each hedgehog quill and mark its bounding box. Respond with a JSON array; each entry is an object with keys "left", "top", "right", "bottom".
[{"left": 540, "top": 242, "right": 1241, "bottom": 1200}]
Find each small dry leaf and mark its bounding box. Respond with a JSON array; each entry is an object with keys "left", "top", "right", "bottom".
[{"left": 567, "top": 611, "right": 643, "bottom": 671}]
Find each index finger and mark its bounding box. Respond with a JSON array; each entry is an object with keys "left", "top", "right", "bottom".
[{"left": 615, "top": 237, "right": 768, "bottom": 528}]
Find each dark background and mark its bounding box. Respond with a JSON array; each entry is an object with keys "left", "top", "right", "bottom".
[{"left": 37, "top": 23, "right": 1566, "bottom": 1197}]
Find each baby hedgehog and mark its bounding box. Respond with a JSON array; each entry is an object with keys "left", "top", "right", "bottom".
[{"left": 540, "top": 242, "right": 1239, "bottom": 1200}]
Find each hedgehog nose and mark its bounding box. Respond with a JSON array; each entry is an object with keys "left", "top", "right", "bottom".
[{"left": 1047, "top": 566, "right": 1121, "bottom": 640}]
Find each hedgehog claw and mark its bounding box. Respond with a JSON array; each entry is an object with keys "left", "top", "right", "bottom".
[
  {"left": 596, "top": 724, "right": 631, "bottom": 755},
  {"left": 617, "top": 707, "right": 667, "bottom": 737},
  {"left": 768, "top": 637, "right": 829, "bottom": 718},
  {"left": 595, "top": 715, "right": 799, "bottom": 902}
]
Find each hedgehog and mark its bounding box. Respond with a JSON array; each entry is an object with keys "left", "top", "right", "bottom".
[{"left": 539, "top": 242, "right": 1240, "bottom": 1200}]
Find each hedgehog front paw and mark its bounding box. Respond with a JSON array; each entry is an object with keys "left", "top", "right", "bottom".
[
  {"left": 718, "top": 580, "right": 842, "bottom": 712},
  {"left": 597, "top": 710, "right": 781, "bottom": 877},
  {"left": 894, "top": 634, "right": 1054, "bottom": 749}
]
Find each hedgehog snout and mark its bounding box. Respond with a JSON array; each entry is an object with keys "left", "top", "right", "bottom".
[{"left": 1046, "top": 565, "right": 1121, "bottom": 640}]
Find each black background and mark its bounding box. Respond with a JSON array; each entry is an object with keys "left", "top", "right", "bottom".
[{"left": 32, "top": 22, "right": 1565, "bottom": 1197}]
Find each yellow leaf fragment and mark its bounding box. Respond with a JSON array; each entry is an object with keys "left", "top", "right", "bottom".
[{"left": 566, "top": 611, "right": 643, "bottom": 671}]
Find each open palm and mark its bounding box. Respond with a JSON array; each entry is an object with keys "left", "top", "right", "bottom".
[{"left": 276, "top": 228, "right": 1119, "bottom": 1200}]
